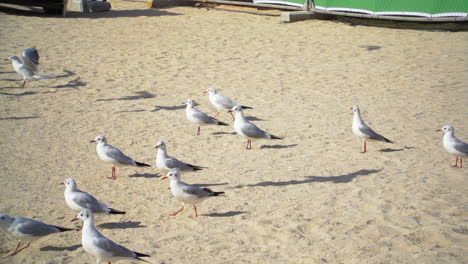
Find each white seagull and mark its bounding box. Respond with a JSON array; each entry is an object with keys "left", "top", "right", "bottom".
[
  {"left": 62, "top": 178, "right": 125, "bottom": 220},
  {"left": 351, "top": 105, "right": 393, "bottom": 153},
  {"left": 161, "top": 169, "right": 224, "bottom": 217},
  {"left": 155, "top": 141, "right": 206, "bottom": 171},
  {"left": 8, "top": 48, "right": 50, "bottom": 87},
  {"left": 0, "top": 213, "right": 73, "bottom": 257},
  {"left": 436, "top": 125, "right": 468, "bottom": 168},
  {"left": 73, "top": 209, "right": 151, "bottom": 264},
  {"left": 229, "top": 105, "right": 283, "bottom": 149},
  {"left": 91, "top": 135, "right": 151, "bottom": 180},
  {"left": 182, "top": 98, "right": 229, "bottom": 135},
  {"left": 203, "top": 88, "right": 252, "bottom": 119}
]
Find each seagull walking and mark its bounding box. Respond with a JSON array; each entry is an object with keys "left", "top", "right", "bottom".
[
  {"left": 436, "top": 125, "right": 468, "bottom": 168},
  {"left": 183, "top": 99, "right": 228, "bottom": 135},
  {"left": 351, "top": 105, "right": 393, "bottom": 153},
  {"left": 0, "top": 213, "right": 73, "bottom": 257},
  {"left": 203, "top": 88, "right": 252, "bottom": 119},
  {"left": 62, "top": 178, "right": 125, "bottom": 220},
  {"left": 73, "top": 209, "right": 151, "bottom": 264},
  {"left": 155, "top": 141, "right": 206, "bottom": 171},
  {"left": 91, "top": 135, "right": 150, "bottom": 180},
  {"left": 8, "top": 48, "right": 50, "bottom": 87},
  {"left": 229, "top": 105, "right": 283, "bottom": 149},
  {"left": 161, "top": 169, "right": 224, "bottom": 217}
]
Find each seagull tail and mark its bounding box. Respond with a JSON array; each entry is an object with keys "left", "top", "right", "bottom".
[
  {"left": 270, "top": 134, "right": 284, "bottom": 140},
  {"left": 382, "top": 137, "right": 394, "bottom": 143},
  {"left": 135, "top": 252, "right": 152, "bottom": 263},
  {"left": 241, "top": 105, "right": 253, "bottom": 110},
  {"left": 135, "top": 161, "right": 151, "bottom": 167},
  {"left": 203, "top": 188, "right": 225, "bottom": 196},
  {"left": 108, "top": 208, "right": 126, "bottom": 214},
  {"left": 188, "top": 164, "right": 207, "bottom": 171},
  {"left": 33, "top": 74, "right": 51, "bottom": 80},
  {"left": 218, "top": 121, "right": 229, "bottom": 126}
]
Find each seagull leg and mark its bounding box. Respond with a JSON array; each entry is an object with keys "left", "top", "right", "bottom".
[
  {"left": 170, "top": 204, "right": 185, "bottom": 216},
  {"left": 197, "top": 126, "right": 201, "bottom": 136},
  {"left": 22, "top": 80, "right": 26, "bottom": 87},
  {"left": 193, "top": 205, "right": 198, "bottom": 217},
  {"left": 108, "top": 166, "right": 116, "bottom": 180},
  {"left": 361, "top": 141, "right": 367, "bottom": 153},
  {"left": 248, "top": 139, "right": 252, "bottom": 150},
  {"left": 3, "top": 241, "right": 22, "bottom": 257},
  {"left": 12, "top": 242, "right": 30, "bottom": 256},
  {"left": 460, "top": 158, "right": 463, "bottom": 168},
  {"left": 453, "top": 157, "right": 459, "bottom": 167}
]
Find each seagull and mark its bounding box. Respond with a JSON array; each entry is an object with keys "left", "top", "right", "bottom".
[
  {"left": 62, "top": 178, "right": 126, "bottom": 220},
  {"left": 229, "top": 105, "right": 283, "bottom": 149},
  {"left": 182, "top": 98, "right": 229, "bottom": 135},
  {"left": 0, "top": 213, "right": 74, "bottom": 257},
  {"left": 436, "top": 125, "right": 468, "bottom": 168},
  {"left": 73, "top": 209, "right": 151, "bottom": 264},
  {"left": 91, "top": 135, "right": 151, "bottom": 180},
  {"left": 351, "top": 105, "right": 393, "bottom": 153},
  {"left": 161, "top": 169, "right": 224, "bottom": 217},
  {"left": 155, "top": 141, "right": 206, "bottom": 171},
  {"left": 203, "top": 88, "right": 252, "bottom": 119},
  {"left": 8, "top": 48, "right": 50, "bottom": 87}
]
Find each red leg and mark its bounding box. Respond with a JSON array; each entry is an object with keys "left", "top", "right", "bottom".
[
  {"left": 170, "top": 204, "right": 185, "bottom": 216},
  {"left": 197, "top": 126, "right": 201, "bottom": 135},
  {"left": 453, "top": 157, "right": 459, "bottom": 167},
  {"left": 4, "top": 241, "right": 22, "bottom": 257},
  {"left": 461, "top": 158, "right": 463, "bottom": 168},
  {"left": 193, "top": 205, "right": 198, "bottom": 217},
  {"left": 13, "top": 242, "right": 30, "bottom": 256},
  {"left": 22, "top": 80, "right": 26, "bottom": 87},
  {"left": 108, "top": 166, "right": 116, "bottom": 180},
  {"left": 361, "top": 141, "right": 367, "bottom": 153}
]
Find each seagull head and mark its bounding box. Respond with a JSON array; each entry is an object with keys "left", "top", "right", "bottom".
[
  {"left": 62, "top": 178, "right": 77, "bottom": 190},
  {"left": 0, "top": 213, "right": 14, "bottom": 229},
  {"left": 182, "top": 99, "right": 195, "bottom": 106},
  {"left": 90, "top": 135, "right": 107, "bottom": 144},
  {"left": 161, "top": 168, "right": 181, "bottom": 181},
  {"left": 7, "top": 56, "right": 21, "bottom": 63},
  {"left": 155, "top": 140, "right": 166, "bottom": 150},
  {"left": 203, "top": 88, "right": 217, "bottom": 95},
  {"left": 436, "top": 125, "right": 454, "bottom": 134},
  {"left": 228, "top": 105, "right": 243, "bottom": 120},
  {"left": 351, "top": 105, "right": 360, "bottom": 113},
  {"left": 72, "top": 209, "right": 93, "bottom": 222}
]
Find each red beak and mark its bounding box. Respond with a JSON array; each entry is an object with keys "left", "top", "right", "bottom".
[
  {"left": 435, "top": 129, "right": 442, "bottom": 132},
  {"left": 203, "top": 91, "right": 208, "bottom": 94},
  {"left": 71, "top": 217, "right": 79, "bottom": 222},
  {"left": 228, "top": 110, "right": 235, "bottom": 121},
  {"left": 161, "top": 176, "right": 168, "bottom": 180}
]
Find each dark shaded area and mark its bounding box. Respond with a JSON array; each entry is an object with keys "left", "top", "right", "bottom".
[
  {"left": 205, "top": 211, "right": 248, "bottom": 217},
  {"left": 234, "top": 169, "right": 382, "bottom": 188},
  {"left": 0, "top": 91, "right": 37, "bottom": 96},
  {"left": 52, "top": 77, "right": 86, "bottom": 89},
  {"left": 97, "top": 91, "right": 155, "bottom": 102},
  {"left": 359, "top": 45, "right": 382, "bottom": 51},
  {"left": 114, "top": 109, "right": 147, "bottom": 113},
  {"left": 0, "top": 115, "right": 39, "bottom": 120},
  {"left": 194, "top": 183, "right": 229, "bottom": 188},
  {"left": 128, "top": 172, "right": 161, "bottom": 178},
  {"left": 211, "top": 131, "right": 236, "bottom": 136},
  {"left": 97, "top": 221, "right": 145, "bottom": 229},
  {"left": 66, "top": 8, "right": 182, "bottom": 19},
  {"left": 150, "top": 105, "right": 185, "bottom": 112},
  {"left": 54, "top": 70, "right": 76, "bottom": 79},
  {"left": 260, "top": 144, "right": 297, "bottom": 149},
  {"left": 380, "top": 146, "right": 416, "bottom": 152},
  {"left": 0, "top": 71, "right": 16, "bottom": 74},
  {"left": 40, "top": 244, "right": 81, "bottom": 252},
  {"left": 246, "top": 116, "right": 265, "bottom": 121}
]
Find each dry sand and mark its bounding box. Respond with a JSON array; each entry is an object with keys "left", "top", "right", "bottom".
[{"left": 0, "top": 1, "right": 467, "bottom": 263}]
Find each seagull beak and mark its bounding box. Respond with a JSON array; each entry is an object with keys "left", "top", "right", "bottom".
[
  {"left": 70, "top": 217, "right": 79, "bottom": 222},
  {"left": 160, "top": 176, "right": 168, "bottom": 180},
  {"left": 181, "top": 101, "right": 186, "bottom": 105},
  {"left": 60, "top": 183, "right": 64, "bottom": 185},
  {"left": 435, "top": 129, "right": 442, "bottom": 132},
  {"left": 228, "top": 110, "right": 235, "bottom": 121},
  {"left": 155, "top": 145, "right": 159, "bottom": 149},
  {"left": 203, "top": 90, "right": 208, "bottom": 94},
  {"left": 90, "top": 140, "right": 96, "bottom": 143}
]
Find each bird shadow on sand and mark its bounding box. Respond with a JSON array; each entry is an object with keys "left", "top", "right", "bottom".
[
  {"left": 97, "top": 91, "right": 155, "bottom": 102},
  {"left": 52, "top": 77, "right": 86, "bottom": 89},
  {"left": 204, "top": 211, "right": 248, "bottom": 217},
  {"left": 194, "top": 183, "right": 229, "bottom": 188},
  {"left": 98, "top": 221, "right": 145, "bottom": 229},
  {"left": 211, "top": 131, "right": 236, "bottom": 136},
  {"left": 379, "top": 146, "right": 415, "bottom": 152},
  {"left": 66, "top": 8, "right": 182, "bottom": 19},
  {"left": 0, "top": 71, "right": 16, "bottom": 74},
  {"left": 54, "top": 70, "right": 76, "bottom": 79},
  {"left": 246, "top": 116, "right": 265, "bottom": 121},
  {"left": 150, "top": 105, "right": 185, "bottom": 112},
  {"left": 128, "top": 172, "right": 161, "bottom": 178},
  {"left": 40, "top": 244, "right": 81, "bottom": 252},
  {"left": 234, "top": 169, "right": 382, "bottom": 188},
  {"left": 0, "top": 115, "right": 39, "bottom": 120},
  {"left": 0, "top": 91, "right": 37, "bottom": 96},
  {"left": 260, "top": 144, "right": 297, "bottom": 149}
]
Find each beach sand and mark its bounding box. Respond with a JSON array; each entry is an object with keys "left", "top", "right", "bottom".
[{"left": 0, "top": 1, "right": 467, "bottom": 263}]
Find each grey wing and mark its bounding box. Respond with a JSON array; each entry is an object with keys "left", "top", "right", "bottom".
[
  {"left": 241, "top": 122, "right": 269, "bottom": 139},
  {"left": 359, "top": 125, "right": 387, "bottom": 141},
  {"left": 214, "top": 94, "right": 236, "bottom": 109},
  {"left": 22, "top": 48, "right": 39, "bottom": 72},
  {"left": 193, "top": 111, "right": 218, "bottom": 125},
  {"left": 453, "top": 140, "right": 468, "bottom": 155},
  {"left": 15, "top": 218, "right": 60, "bottom": 237},
  {"left": 74, "top": 191, "right": 106, "bottom": 212},
  {"left": 182, "top": 184, "right": 210, "bottom": 198},
  {"left": 165, "top": 156, "right": 190, "bottom": 170},
  {"left": 94, "top": 236, "right": 136, "bottom": 259},
  {"left": 104, "top": 145, "right": 135, "bottom": 165}
]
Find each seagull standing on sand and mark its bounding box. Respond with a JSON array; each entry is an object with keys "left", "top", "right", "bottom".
[
  {"left": 91, "top": 135, "right": 150, "bottom": 180},
  {"left": 436, "top": 125, "right": 468, "bottom": 168},
  {"left": 8, "top": 48, "right": 50, "bottom": 87},
  {"left": 351, "top": 105, "right": 393, "bottom": 153},
  {"left": 73, "top": 209, "right": 151, "bottom": 264},
  {"left": 229, "top": 105, "right": 283, "bottom": 149},
  {"left": 0, "top": 213, "right": 74, "bottom": 257},
  {"left": 155, "top": 141, "right": 206, "bottom": 171},
  {"left": 203, "top": 88, "right": 252, "bottom": 119},
  {"left": 182, "top": 98, "right": 228, "bottom": 135},
  {"left": 62, "top": 178, "right": 126, "bottom": 219},
  {"left": 161, "top": 169, "right": 224, "bottom": 217}
]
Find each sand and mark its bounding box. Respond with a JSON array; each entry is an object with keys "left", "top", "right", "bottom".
[{"left": 0, "top": 1, "right": 467, "bottom": 263}]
